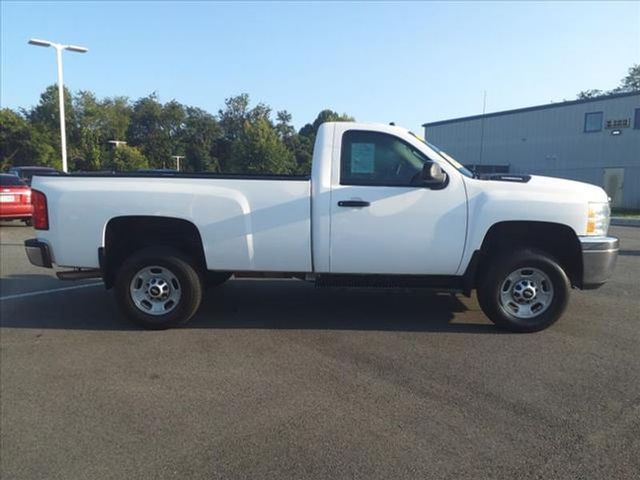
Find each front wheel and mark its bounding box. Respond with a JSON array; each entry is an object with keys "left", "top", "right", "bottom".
[
  {"left": 477, "top": 249, "right": 570, "bottom": 333},
  {"left": 115, "top": 247, "right": 203, "bottom": 329}
]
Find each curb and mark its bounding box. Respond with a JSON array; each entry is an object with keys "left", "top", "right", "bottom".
[{"left": 611, "top": 217, "right": 640, "bottom": 227}]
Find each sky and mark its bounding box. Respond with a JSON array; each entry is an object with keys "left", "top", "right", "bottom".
[{"left": 1, "top": 1, "right": 639, "bottom": 132}]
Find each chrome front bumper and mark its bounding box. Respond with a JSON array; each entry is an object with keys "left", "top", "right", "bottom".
[{"left": 579, "top": 236, "right": 619, "bottom": 289}]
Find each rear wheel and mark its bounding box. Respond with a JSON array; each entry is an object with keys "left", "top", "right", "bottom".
[
  {"left": 23, "top": 218, "right": 32, "bottom": 226},
  {"left": 115, "top": 247, "right": 203, "bottom": 329},
  {"left": 477, "top": 249, "right": 570, "bottom": 332}
]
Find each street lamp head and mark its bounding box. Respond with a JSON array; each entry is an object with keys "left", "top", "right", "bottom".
[
  {"left": 28, "top": 38, "right": 52, "bottom": 48},
  {"left": 65, "top": 45, "right": 88, "bottom": 53}
]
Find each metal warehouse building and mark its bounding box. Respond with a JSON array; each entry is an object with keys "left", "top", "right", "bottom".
[{"left": 423, "top": 91, "right": 640, "bottom": 208}]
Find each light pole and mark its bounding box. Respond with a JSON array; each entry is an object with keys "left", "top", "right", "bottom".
[
  {"left": 171, "top": 155, "right": 184, "bottom": 172},
  {"left": 28, "top": 38, "right": 88, "bottom": 173}
]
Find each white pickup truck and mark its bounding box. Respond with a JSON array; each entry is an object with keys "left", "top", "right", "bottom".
[{"left": 25, "top": 122, "right": 619, "bottom": 332}]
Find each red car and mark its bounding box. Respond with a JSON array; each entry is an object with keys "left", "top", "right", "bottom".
[{"left": 0, "top": 174, "right": 33, "bottom": 225}]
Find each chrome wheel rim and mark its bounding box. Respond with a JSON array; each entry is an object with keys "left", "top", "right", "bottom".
[
  {"left": 499, "top": 267, "right": 554, "bottom": 319},
  {"left": 129, "top": 266, "right": 181, "bottom": 316}
]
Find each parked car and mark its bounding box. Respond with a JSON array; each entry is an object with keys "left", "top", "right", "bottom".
[
  {"left": 24, "top": 122, "right": 618, "bottom": 332},
  {"left": 8, "top": 166, "right": 61, "bottom": 186},
  {"left": 0, "top": 174, "right": 32, "bottom": 225}
]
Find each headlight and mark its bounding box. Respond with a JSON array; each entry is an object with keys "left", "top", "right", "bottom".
[{"left": 586, "top": 202, "right": 610, "bottom": 236}]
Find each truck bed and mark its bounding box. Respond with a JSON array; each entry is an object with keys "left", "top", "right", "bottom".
[{"left": 31, "top": 174, "right": 313, "bottom": 272}]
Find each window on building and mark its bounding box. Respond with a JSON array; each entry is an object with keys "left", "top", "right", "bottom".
[
  {"left": 634, "top": 108, "right": 640, "bottom": 129},
  {"left": 584, "top": 112, "right": 603, "bottom": 133},
  {"left": 340, "top": 130, "right": 428, "bottom": 187}
]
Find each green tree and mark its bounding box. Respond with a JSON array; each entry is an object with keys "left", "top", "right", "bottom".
[
  {"left": 577, "top": 63, "right": 640, "bottom": 98},
  {"left": 72, "top": 92, "right": 134, "bottom": 170},
  {"left": 75, "top": 92, "right": 132, "bottom": 140},
  {"left": 28, "top": 84, "right": 75, "bottom": 129},
  {"left": 104, "top": 144, "right": 148, "bottom": 172},
  {"left": 27, "top": 85, "right": 76, "bottom": 158},
  {"left": 181, "top": 107, "right": 222, "bottom": 172},
  {"left": 290, "top": 134, "right": 314, "bottom": 175},
  {"left": 72, "top": 128, "right": 102, "bottom": 170},
  {"left": 295, "top": 109, "right": 355, "bottom": 174},
  {"left": 218, "top": 94, "right": 250, "bottom": 140},
  {"left": 73, "top": 91, "right": 105, "bottom": 169},
  {"left": 1, "top": 109, "right": 33, "bottom": 169},
  {"left": 216, "top": 94, "right": 274, "bottom": 172},
  {"left": 230, "top": 118, "right": 296, "bottom": 174},
  {"left": 275, "top": 110, "right": 295, "bottom": 140},
  {"left": 127, "top": 93, "right": 183, "bottom": 168},
  {"left": 216, "top": 94, "right": 249, "bottom": 170},
  {"left": 612, "top": 64, "right": 640, "bottom": 93},
  {"left": 101, "top": 96, "right": 132, "bottom": 141},
  {"left": 576, "top": 89, "right": 605, "bottom": 100},
  {"left": 299, "top": 109, "right": 355, "bottom": 139},
  {"left": 0, "top": 108, "right": 58, "bottom": 170},
  {"left": 10, "top": 85, "right": 357, "bottom": 175}
]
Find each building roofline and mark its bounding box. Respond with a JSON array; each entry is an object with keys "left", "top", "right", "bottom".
[{"left": 422, "top": 90, "right": 640, "bottom": 128}]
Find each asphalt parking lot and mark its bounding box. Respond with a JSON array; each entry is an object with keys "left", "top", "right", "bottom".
[{"left": 1, "top": 223, "right": 639, "bottom": 480}]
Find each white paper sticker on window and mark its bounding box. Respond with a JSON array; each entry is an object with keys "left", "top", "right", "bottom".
[{"left": 351, "top": 143, "right": 375, "bottom": 174}]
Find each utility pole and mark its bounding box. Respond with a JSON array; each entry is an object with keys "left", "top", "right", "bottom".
[
  {"left": 28, "top": 38, "right": 88, "bottom": 173},
  {"left": 478, "top": 90, "right": 487, "bottom": 168}
]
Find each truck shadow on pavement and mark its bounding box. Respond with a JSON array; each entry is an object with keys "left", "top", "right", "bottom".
[
  {"left": 196, "top": 280, "right": 500, "bottom": 333},
  {"left": 0, "top": 277, "right": 502, "bottom": 334}
]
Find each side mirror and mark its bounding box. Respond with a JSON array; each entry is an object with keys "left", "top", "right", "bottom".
[{"left": 421, "top": 161, "right": 447, "bottom": 187}]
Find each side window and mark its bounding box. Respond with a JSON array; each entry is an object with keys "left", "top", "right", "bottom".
[
  {"left": 584, "top": 111, "right": 603, "bottom": 133},
  {"left": 340, "top": 130, "right": 428, "bottom": 186}
]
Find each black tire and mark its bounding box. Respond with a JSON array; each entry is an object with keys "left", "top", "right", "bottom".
[
  {"left": 477, "top": 248, "right": 570, "bottom": 333},
  {"left": 23, "top": 218, "right": 32, "bottom": 227},
  {"left": 115, "top": 247, "right": 203, "bottom": 329},
  {"left": 206, "top": 271, "right": 232, "bottom": 288}
]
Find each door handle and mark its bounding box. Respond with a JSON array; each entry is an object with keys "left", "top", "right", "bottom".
[{"left": 338, "top": 200, "right": 370, "bottom": 207}]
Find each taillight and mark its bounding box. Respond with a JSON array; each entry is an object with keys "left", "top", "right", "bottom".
[{"left": 31, "top": 189, "right": 49, "bottom": 230}]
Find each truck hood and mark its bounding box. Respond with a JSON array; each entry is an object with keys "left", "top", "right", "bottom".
[
  {"left": 474, "top": 174, "right": 609, "bottom": 203},
  {"left": 462, "top": 173, "right": 610, "bottom": 239},
  {"left": 527, "top": 175, "right": 608, "bottom": 201}
]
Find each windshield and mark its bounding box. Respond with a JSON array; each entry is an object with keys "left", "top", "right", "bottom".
[{"left": 409, "top": 132, "right": 474, "bottom": 178}]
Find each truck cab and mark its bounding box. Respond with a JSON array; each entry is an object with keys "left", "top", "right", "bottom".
[{"left": 310, "top": 123, "right": 467, "bottom": 275}]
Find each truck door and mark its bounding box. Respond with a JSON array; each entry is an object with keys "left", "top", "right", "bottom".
[{"left": 329, "top": 128, "right": 467, "bottom": 275}]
